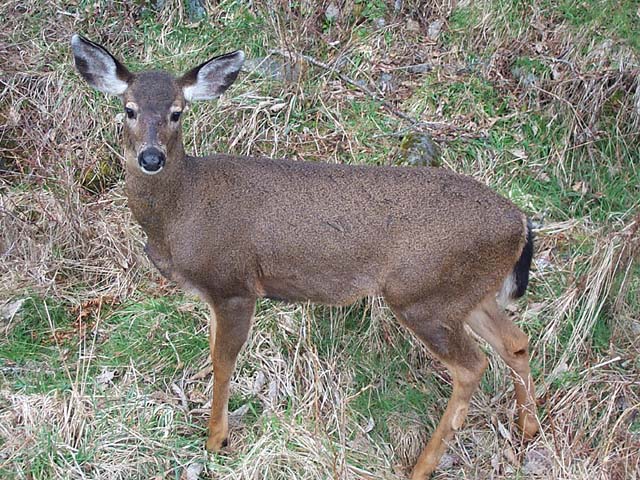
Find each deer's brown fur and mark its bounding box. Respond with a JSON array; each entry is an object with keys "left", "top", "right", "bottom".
[{"left": 72, "top": 34, "right": 539, "bottom": 478}]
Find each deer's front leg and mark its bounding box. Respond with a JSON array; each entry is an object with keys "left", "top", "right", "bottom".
[{"left": 205, "top": 296, "right": 255, "bottom": 452}]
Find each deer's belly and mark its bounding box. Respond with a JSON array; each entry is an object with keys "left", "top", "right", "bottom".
[{"left": 255, "top": 272, "right": 379, "bottom": 306}]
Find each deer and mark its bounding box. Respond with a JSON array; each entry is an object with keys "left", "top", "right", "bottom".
[{"left": 71, "top": 34, "right": 539, "bottom": 478}]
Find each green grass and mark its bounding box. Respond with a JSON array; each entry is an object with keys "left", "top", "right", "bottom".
[
  {"left": 0, "top": 294, "right": 216, "bottom": 478},
  {"left": 303, "top": 303, "right": 441, "bottom": 443},
  {"left": 100, "top": 297, "right": 208, "bottom": 376},
  {"left": 0, "top": 294, "right": 209, "bottom": 397},
  {"left": 556, "top": 0, "right": 640, "bottom": 51},
  {"left": 415, "top": 74, "right": 511, "bottom": 120},
  {"left": 412, "top": 66, "right": 639, "bottom": 223},
  {"left": 512, "top": 56, "right": 552, "bottom": 79},
  {"left": 0, "top": 297, "right": 75, "bottom": 393},
  {"left": 446, "top": 0, "right": 640, "bottom": 52},
  {"left": 445, "top": 6, "right": 481, "bottom": 45}
]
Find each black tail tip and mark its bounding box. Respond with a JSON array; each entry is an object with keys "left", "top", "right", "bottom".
[{"left": 514, "top": 218, "right": 534, "bottom": 298}]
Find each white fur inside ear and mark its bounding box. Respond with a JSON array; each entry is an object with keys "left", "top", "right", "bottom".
[
  {"left": 100, "top": 72, "right": 128, "bottom": 95},
  {"left": 183, "top": 51, "right": 245, "bottom": 102},
  {"left": 182, "top": 82, "right": 211, "bottom": 103},
  {"left": 72, "top": 35, "right": 128, "bottom": 95}
]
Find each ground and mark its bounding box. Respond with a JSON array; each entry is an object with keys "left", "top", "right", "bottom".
[{"left": 1, "top": 1, "right": 639, "bottom": 479}]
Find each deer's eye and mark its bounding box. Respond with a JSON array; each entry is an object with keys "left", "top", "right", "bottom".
[
  {"left": 125, "top": 107, "right": 136, "bottom": 119},
  {"left": 170, "top": 111, "right": 182, "bottom": 122}
]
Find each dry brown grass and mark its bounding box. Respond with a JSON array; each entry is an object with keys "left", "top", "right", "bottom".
[{"left": 1, "top": 1, "right": 639, "bottom": 479}]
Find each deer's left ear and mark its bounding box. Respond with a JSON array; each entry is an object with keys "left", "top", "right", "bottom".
[
  {"left": 71, "top": 34, "right": 132, "bottom": 96},
  {"left": 179, "top": 50, "right": 245, "bottom": 102}
]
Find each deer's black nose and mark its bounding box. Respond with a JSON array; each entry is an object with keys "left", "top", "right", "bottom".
[{"left": 138, "top": 147, "right": 165, "bottom": 174}]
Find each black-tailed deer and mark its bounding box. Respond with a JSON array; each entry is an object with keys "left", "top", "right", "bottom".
[{"left": 72, "top": 34, "right": 539, "bottom": 478}]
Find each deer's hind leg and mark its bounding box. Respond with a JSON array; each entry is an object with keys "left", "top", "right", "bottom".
[
  {"left": 388, "top": 301, "right": 488, "bottom": 479},
  {"left": 466, "top": 296, "right": 539, "bottom": 439}
]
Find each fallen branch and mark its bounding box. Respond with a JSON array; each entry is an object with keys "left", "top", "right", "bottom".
[{"left": 270, "top": 49, "right": 459, "bottom": 133}]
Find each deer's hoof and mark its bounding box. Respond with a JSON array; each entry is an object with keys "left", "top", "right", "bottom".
[
  {"left": 517, "top": 413, "right": 540, "bottom": 440},
  {"left": 206, "top": 433, "right": 229, "bottom": 452},
  {"left": 410, "top": 463, "right": 436, "bottom": 480}
]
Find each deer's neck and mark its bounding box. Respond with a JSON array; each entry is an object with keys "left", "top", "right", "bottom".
[{"left": 125, "top": 150, "right": 186, "bottom": 244}]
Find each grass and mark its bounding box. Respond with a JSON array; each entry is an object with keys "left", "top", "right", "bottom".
[
  {"left": 1, "top": 0, "right": 639, "bottom": 478},
  {"left": 0, "top": 298, "right": 75, "bottom": 394}
]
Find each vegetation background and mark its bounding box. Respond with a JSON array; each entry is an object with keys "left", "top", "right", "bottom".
[{"left": 1, "top": 0, "right": 639, "bottom": 478}]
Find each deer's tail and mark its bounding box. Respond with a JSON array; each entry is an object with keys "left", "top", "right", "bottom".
[{"left": 498, "top": 218, "right": 534, "bottom": 306}]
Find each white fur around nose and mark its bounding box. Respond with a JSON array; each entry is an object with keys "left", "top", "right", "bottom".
[{"left": 140, "top": 165, "right": 163, "bottom": 175}]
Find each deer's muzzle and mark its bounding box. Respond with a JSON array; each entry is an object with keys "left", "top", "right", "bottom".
[{"left": 138, "top": 147, "right": 166, "bottom": 175}]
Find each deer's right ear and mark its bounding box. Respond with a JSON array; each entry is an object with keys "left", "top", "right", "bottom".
[
  {"left": 179, "top": 50, "right": 245, "bottom": 102},
  {"left": 71, "top": 34, "right": 131, "bottom": 96}
]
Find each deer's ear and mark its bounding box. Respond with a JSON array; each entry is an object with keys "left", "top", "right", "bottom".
[
  {"left": 71, "top": 34, "right": 132, "bottom": 96},
  {"left": 180, "top": 51, "right": 244, "bottom": 102}
]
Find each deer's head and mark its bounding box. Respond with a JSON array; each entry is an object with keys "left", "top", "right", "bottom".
[{"left": 71, "top": 34, "right": 244, "bottom": 175}]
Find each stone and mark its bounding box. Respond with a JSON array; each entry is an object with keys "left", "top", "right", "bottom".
[
  {"left": 325, "top": 3, "right": 340, "bottom": 22},
  {"left": 186, "top": 0, "right": 206, "bottom": 22},
  {"left": 523, "top": 447, "right": 553, "bottom": 475},
  {"left": 243, "top": 56, "right": 299, "bottom": 82},
  {"left": 400, "top": 133, "right": 441, "bottom": 167},
  {"left": 407, "top": 63, "right": 432, "bottom": 74},
  {"left": 378, "top": 72, "right": 395, "bottom": 93},
  {"left": 428, "top": 19, "right": 445, "bottom": 39},
  {"left": 407, "top": 19, "right": 421, "bottom": 33},
  {"left": 374, "top": 18, "right": 386, "bottom": 29}
]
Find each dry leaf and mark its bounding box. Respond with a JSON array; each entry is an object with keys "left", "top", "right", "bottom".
[
  {"left": 406, "top": 19, "right": 421, "bottom": 33},
  {"left": 230, "top": 404, "right": 250, "bottom": 418},
  {"left": 497, "top": 420, "right": 512, "bottom": 442},
  {"left": 572, "top": 181, "right": 589, "bottom": 194},
  {"left": 491, "top": 452, "right": 501, "bottom": 472},
  {"left": 535, "top": 249, "right": 554, "bottom": 270},
  {"left": 504, "top": 445, "right": 518, "bottom": 465},
  {"left": 510, "top": 148, "right": 527, "bottom": 160},
  {"left": 0, "top": 299, "right": 24, "bottom": 321},
  {"left": 252, "top": 371, "right": 267, "bottom": 394},
  {"left": 96, "top": 369, "right": 115, "bottom": 385},
  {"left": 270, "top": 102, "right": 287, "bottom": 112},
  {"left": 363, "top": 416, "right": 375, "bottom": 433},
  {"left": 535, "top": 171, "right": 551, "bottom": 182},
  {"left": 437, "top": 453, "right": 455, "bottom": 470},
  {"left": 181, "top": 463, "right": 203, "bottom": 480},
  {"left": 523, "top": 447, "right": 553, "bottom": 475}
]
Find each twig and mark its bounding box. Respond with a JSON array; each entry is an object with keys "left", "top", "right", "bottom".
[
  {"left": 270, "top": 49, "right": 455, "bottom": 133},
  {"left": 581, "top": 356, "right": 621, "bottom": 374},
  {"left": 189, "top": 364, "right": 212, "bottom": 381},
  {"left": 545, "top": 389, "right": 563, "bottom": 462}
]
